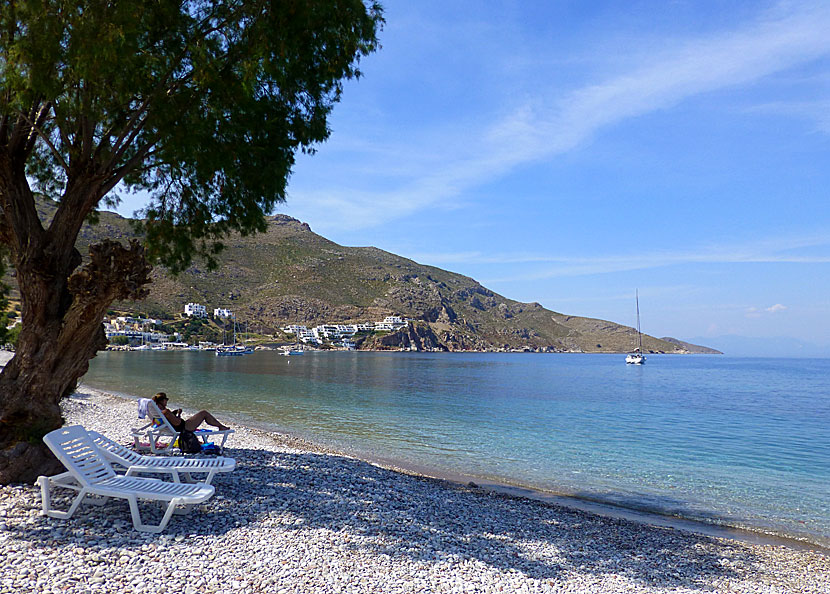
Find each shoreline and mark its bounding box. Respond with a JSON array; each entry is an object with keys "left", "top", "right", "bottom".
[
  {"left": 3, "top": 349, "right": 827, "bottom": 554},
  {"left": 2, "top": 353, "right": 829, "bottom": 592},
  {"left": 181, "top": 391, "right": 825, "bottom": 554},
  {"left": 87, "top": 381, "right": 825, "bottom": 553},
  {"left": 86, "top": 373, "right": 824, "bottom": 554},
  {"left": 3, "top": 395, "right": 830, "bottom": 591},
  {"left": 345, "top": 454, "right": 829, "bottom": 555}
]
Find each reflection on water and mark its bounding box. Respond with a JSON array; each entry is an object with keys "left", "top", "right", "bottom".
[{"left": 84, "top": 351, "right": 830, "bottom": 547}]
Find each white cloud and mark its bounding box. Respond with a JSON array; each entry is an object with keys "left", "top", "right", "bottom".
[
  {"left": 747, "top": 100, "right": 830, "bottom": 133},
  {"left": 745, "top": 303, "right": 788, "bottom": 318},
  {"left": 288, "top": 2, "right": 830, "bottom": 232},
  {"left": 536, "top": 3, "right": 830, "bottom": 152},
  {"left": 408, "top": 231, "right": 830, "bottom": 282}
]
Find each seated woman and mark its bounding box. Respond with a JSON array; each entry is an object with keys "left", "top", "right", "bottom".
[{"left": 152, "top": 392, "right": 231, "bottom": 432}]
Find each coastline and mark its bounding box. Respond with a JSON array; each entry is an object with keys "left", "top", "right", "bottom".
[
  {"left": 238, "top": 417, "right": 827, "bottom": 554},
  {"left": 1, "top": 354, "right": 828, "bottom": 592}
]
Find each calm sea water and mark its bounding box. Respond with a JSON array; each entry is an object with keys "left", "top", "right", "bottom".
[{"left": 83, "top": 351, "right": 830, "bottom": 548}]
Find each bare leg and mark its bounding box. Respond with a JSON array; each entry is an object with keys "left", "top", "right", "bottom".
[{"left": 184, "top": 410, "right": 230, "bottom": 432}]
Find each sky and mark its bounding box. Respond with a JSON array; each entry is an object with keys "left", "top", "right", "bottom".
[{"left": 114, "top": 1, "right": 830, "bottom": 356}]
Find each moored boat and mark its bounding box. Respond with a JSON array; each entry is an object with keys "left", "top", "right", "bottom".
[{"left": 626, "top": 290, "right": 646, "bottom": 365}]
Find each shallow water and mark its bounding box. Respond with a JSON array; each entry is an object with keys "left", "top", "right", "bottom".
[{"left": 83, "top": 351, "right": 830, "bottom": 547}]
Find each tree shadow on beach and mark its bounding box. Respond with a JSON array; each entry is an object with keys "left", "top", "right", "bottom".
[
  {"left": 16, "top": 446, "right": 779, "bottom": 590},
  {"left": 236, "top": 449, "right": 773, "bottom": 589}
]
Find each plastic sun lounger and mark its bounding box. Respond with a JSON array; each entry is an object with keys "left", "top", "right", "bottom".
[
  {"left": 132, "top": 399, "right": 234, "bottom": 454},
  {"left": 38, "top": 425, "right": 215, "bottom": 533},
  {"left": 89, "top": 430, "right": 236, "bottom": 485}
]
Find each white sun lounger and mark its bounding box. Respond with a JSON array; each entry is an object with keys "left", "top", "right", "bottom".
[
  {"left": 132, "top": 399, "right": 234, "bottom": 454},
  {"left": 38, "top": 425, "right": 215, "bottom": 533},
  {"left": 89, "top": 430, "right": 235, "bottom": 485}
]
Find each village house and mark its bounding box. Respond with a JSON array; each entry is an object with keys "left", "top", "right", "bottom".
[{"left": 184, "top": 303, "right": 207, "bottom": 318}]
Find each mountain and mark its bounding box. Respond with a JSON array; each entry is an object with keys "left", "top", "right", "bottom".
[
  {"left": 685, "top": 335, "right": 829, "bottom": 358},
  {"left": 659, "top": 337, "right": 722, "bottom": 355},
  {"left": 7, "top": 201, "right": 714, "bottom": 353}
]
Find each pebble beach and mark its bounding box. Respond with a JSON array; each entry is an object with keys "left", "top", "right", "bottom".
[{"left": 1, "top": 352, "right": 828, "bottom": 593}]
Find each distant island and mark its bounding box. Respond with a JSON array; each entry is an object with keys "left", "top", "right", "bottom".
[{"left": 7, "top": 199, "right": 720, "bottom": 354}]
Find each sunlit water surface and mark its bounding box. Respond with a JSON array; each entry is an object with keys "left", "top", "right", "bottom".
[{"left": 83, "top": 351, "right": 830, "bottom": 547}]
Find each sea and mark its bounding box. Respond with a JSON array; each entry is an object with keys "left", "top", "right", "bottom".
[{"left": 82, "top": 351, "right": 830, "bottom": 549}]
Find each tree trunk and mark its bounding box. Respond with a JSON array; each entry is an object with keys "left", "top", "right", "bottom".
[{"left": 0, "top": 238, "right": 151, "bottom": 484}]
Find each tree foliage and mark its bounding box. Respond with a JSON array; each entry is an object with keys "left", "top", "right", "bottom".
[
  {"left": 1, "top": 0, "right": 383, "bottom": 270},
  {"left": 0, "top": 0, "right": 383, "bottom": 483}
]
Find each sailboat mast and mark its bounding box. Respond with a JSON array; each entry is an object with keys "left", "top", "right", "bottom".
[{"left": 636, "top": 290, "right": 643, "bottom": 352}]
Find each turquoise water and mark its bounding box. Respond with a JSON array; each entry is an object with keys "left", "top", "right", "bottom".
[{"left": 83, "top": 351, "right": 830, "bottom": 548}]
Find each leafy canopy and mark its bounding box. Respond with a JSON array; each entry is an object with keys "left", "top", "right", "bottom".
[{"left": 0, "top": 0, "right": 383, "bottom": 271}]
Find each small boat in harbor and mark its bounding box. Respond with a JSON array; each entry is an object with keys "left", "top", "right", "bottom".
[
  {"left": 215, "top": 315, "right": 251, "bottom": 355},
  {"left": 215, "top": 346, "right": 244, "bottom": 356},
  {"left": 625, "top": 291, "right": 646, "bottom": 365}
]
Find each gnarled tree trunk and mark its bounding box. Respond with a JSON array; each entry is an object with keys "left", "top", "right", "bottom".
[{"left": 0, "top": 236, "right": 151, "bottom": 483}]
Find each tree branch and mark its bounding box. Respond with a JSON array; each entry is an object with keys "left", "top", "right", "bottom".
[
  {"left": 100, "top": 140, "right": 159, "bottom": 196},
  {"left": 13, "top": 103, "right": 67, "bottom": 170},
  {"left": 23, "top": 102, "right": 54, "bottom": 157}
]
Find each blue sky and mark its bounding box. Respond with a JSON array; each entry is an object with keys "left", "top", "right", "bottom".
[{"left": 115, "top": 1, "right": 830, "bottom": 355}]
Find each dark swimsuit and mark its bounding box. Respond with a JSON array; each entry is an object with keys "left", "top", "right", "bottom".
[{"left": 167, "top": 412, "right": 185, "bottom": 432}]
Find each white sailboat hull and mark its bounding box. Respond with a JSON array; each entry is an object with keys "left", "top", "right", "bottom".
[{"left": 625, "top": 353, "right": 646, "bottom": 365}]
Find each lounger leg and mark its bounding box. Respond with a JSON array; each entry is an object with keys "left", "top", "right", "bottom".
[
  {"left": 128, "top": 496, "right": 184, "bottom": 533},
  {"left": 37, "top": 476, "right": 52, "bottom": 513},
  {"left": 38, "top": 476, "right": 89, "bottom": 520}
]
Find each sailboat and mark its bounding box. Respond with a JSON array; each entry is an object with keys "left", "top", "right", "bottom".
[
  {"left": 216, "top": 316, "right": 244, "bottom": 356},
  {"left": 625, "top": 291, "right": 646, "bottom": 365},
  {"left": 281, "top": 336, "right": 304, "bottom": 356}
]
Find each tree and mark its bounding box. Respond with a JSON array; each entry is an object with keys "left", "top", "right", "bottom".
[
  {"left": 0, "top": 0, "right": 383, "bottom": 483},
  {"left": 0, "top": 250, "right": 8, "bottom": 345}
]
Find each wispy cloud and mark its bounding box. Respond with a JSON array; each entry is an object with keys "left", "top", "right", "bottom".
[
  {"left": 408, "top": 232, "right": 830, "bottom": 282},
  {"left": 747, "top": 99, "right": 830, "bottom": 133},
  {"left": 287, "top": 2, "right": 830, "bottom": 231}
]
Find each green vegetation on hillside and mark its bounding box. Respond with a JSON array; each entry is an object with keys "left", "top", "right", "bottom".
[
  {"left": 17, "top": 206, "right": 713, "bottom": 354},
  {"left": 3, "top": 199, "right": 718, "bottom": 354}
]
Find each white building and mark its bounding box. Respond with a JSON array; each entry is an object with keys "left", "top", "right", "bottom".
[
  {"left": 375, "top": 316, "right": 406, "bottom": 331},
  {"left": 214, "top": 308, "right": 233, "bottom": 318},
  {"left": 105, "top": 329, "right": 169, "bottom": 344},
  {"left": 334, "top": 324, "right": 357, "bottom": 337},
  {"left": 184, "top": 303, "right": 207, "bottom": 318}
]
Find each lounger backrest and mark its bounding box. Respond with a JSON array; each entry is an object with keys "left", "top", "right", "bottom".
[
  {"left": 146, "top": 400, "right": 178, "bottom": 435},
  {"left": 88, "top": 431, "right": 144, "bottom": 466},
  {"left": 43, "top": 425, "right": 116, "bottom": 487}
]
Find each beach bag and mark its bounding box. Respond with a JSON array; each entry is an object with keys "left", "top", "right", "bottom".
[
  {"left": 201, "top": 443, "right": 221, "bottom": 455},
  {"left": 178, "top": 429, "right": 202, "bottom": 454}
]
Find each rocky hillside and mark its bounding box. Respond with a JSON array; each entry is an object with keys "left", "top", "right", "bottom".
[
  {"left": 659, "top": 337, "right": 722, "bottom": 355},
  {"left": 7, "top": 201, "right": 718, "bottom": 353}
]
